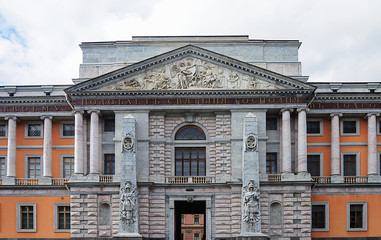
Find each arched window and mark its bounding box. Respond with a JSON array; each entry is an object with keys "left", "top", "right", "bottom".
[
  {"left": 175, "top": 126, "right": 206, "bottom": 176},
  {"left": 175, "top": 126, "right": 206, "bottom": 140}
]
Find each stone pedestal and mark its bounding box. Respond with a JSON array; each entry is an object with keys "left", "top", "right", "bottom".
[
  {"left": 39, "top": 176, "right": 52, "bottom": 185},
  {"left": 3, "top": 176, "right": 15, "bottom": 185}
]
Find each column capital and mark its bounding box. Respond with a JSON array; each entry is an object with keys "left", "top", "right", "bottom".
[
  {"left": 4, "top": 116, "right": 17, "bottom": 121},
  {"left": 73, "top": 109, "right": 84, "bottom": 115},
  {"left": 330, "top": 112, "right": 343, "bottom": 118},
  {"left": 40, "top": 115, "right": 53, "bottom": 120},
  {"left": 365, "top": 113, "right": 380, "bottom": 118},
  {"left": 88, "top": 110, "right": 100, "bottom": 115},
  {"left": 297, "top": 107, "right": 310, "bottom": 113},
  {"left": 280, "top": 108, "right": 294, "bottom": 113}
]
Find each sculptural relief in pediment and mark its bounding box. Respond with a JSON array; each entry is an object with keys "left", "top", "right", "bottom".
[{"left": 98, "top": 57, "right": 285, "bottom": 91}]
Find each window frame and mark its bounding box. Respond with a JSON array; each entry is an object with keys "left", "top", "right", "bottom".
[
  {"left": 377, "top": 118, "right": 381, "bottom": 135},
  {"left": 266, "top": 117, "right": 278, "bottom": 131},
  {"left": 194, "top": 214, "right": 200, "bottom": 224},
  {"left": 311, "top": 202, "right": 329, "bottom": 232},
  {"left": 60, "top": 121, "right": 75, "bottom": 138},
  {"left": 0, "top": 155, "right": 6, "bottom": 178},
  {"left": 307, "top": 119, "right": 323, "bottom": 136},
  {"left": 24, "top": 121, "right": 43, "bottom": 139},
  {"left": 341, "top": 152, "right": 360, "bottom": 176},
  {"left": 60, "top": 155, "right": 74, "bottom": 178},
  {"left": 24, "top": 155, "right": 42, "bottom": 178},
  {"left": 266, "top": 152, "right": 278, "bottom": 174},
  {"left": 378, "top": 152, "right": 381, "bottom": 175},
  {"left": 347, "top": 201, "right": 367, "bottom": 231},
  {"left": 340, "top": 118, "right": 360, "bottom": 136},
  {"left": 0, "top": 121, "right": 7, "bottom": 139},
  {"left": 54, "top": 203, "right": 70, "bottom": 232},
  {"left": 104, "top": 153, "right": 115, "bottom": 175},
  {"left": 17, "top": 203, "right": 37, "bottom": 232},
  {"left": 103, "top": 118, "right": 115, "bottom": 132},
  {"left": 172, "top": 123, "right": 209, "bottom": 177},
  {"left": 307, "top": 153, "right": 324, "bottom": 177}
]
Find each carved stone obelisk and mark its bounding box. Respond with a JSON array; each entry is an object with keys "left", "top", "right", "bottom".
[
  {"left": 239, "top": 113, "right": 267, "bottom": 239},
  {"left": 116, "top": 115, "right": 142, "bottom": 238}
]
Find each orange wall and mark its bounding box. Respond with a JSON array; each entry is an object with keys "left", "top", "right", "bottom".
[
  {"left": 1, "top": 120, "right": 75, "bottom": 178},
  {"left": 307, "top": 118, "right": 380, "bottom": 176},
  {"left": 0, "top": 196, "right": 70, "bottom": 238},
  {"left": 312, "top": 194, "right": 381, "bottom": 238}
]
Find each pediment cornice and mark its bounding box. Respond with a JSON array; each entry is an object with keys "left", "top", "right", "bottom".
[{"left": 65, "top": 45, "right": 315, "bottom": 95}]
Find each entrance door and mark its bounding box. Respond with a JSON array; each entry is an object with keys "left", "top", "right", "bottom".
[{"left": 175, "top": 201, "right": 205, "bottom": 240}]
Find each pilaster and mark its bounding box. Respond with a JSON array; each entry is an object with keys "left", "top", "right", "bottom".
[
  {"left": 41, "top": 115, "right": 53, "bottom": 185},
  {"left": 330, "top": 113, "right": 342, "bottom": 177},
  {"left": 366, "top": 113, "right": 380, "bottom": 176},
  {"left": 4, "top": 116, "right": 17, "bottom": 185}
]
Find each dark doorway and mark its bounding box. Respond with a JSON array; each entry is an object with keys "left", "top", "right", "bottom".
[{"left": 175, "top": 200, "right": 206, "bottom": 240}]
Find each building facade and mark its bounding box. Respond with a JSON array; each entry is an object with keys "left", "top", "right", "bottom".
[{"left": 0, "top": 36, "right": 380, "bottom": 240}]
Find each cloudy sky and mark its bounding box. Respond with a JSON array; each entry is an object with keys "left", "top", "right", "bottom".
[{"left": 0, "top": 0, "right": 380, "bottom": 85}]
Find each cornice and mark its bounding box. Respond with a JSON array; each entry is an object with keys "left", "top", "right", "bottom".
[
  {"left": 315, "top": 94, "right": 381, "bottom": 101},
  {"left": 0, "top": 96, "right": 68, "bottom": 104},
  {"left": 69, "top": 89, "right": 314, "bottom": 98}
]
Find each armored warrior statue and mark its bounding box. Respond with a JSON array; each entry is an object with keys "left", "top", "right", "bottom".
[{"left": 243, "top": 180, "right": 261, "bottom": 229}]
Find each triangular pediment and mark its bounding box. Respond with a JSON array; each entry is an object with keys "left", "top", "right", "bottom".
[{"left": 66, "top": 45, "right": 315, "bottom": 94}]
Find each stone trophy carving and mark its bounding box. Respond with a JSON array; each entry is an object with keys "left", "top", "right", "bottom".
[
  {"left": 122, "top": 133, "right": 134, "bottom": 152},
  {"left": 245, "top": 133, "right": 257, "bottom": 151},
  {"left": 243, "top": 180, "right": 261, "bottom": 231},
  {"left": 120, "top": 181, "right": 138, "bottom": 226},
  {"left": 99, "top": 57, "right": 284, "bottom": 91}
]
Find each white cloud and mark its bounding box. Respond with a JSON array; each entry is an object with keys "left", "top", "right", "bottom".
[{"left": 0, "top": 0, "right": 380, "bottom": 85}]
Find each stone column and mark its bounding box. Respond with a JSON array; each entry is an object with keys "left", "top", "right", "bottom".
[
  {"left": 367, "top": 113, "right": 379, "bottom": 176},
  {"left": 41, "top": 116, "right": 53, "bottom": 184},
  {"left": 4, "top": 116, "right": 17, "bottom": 184},
  {"left": 239, "top": 113, "right": 265, "bottom": 238},
  {"left": 116, "top": 114, "right": 142, "bottom": 238},
  {"left": 89, "top": 110, "right": 100, "bottom": 175},
  {"left": 74, "top": 110, "right": 84, "bottom": 175},
  {"left": 297, "top": 108, "right": 309, "bottom": 174},
  {"left": 281, "top": 109, "right": 293, "bottom": 173},
  {"left": 330, "top": 113, "right": 342, "bottom": 176}
]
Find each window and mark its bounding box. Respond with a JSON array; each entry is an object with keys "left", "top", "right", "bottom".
[
  {"left": 175, "top": 148, "right": 205, "bottom": 176},
  {"left": 343, "top": 154, "right": 357, "bottom": 176},
  {"left": 0, "top": 124, "right": 6, "bottom": 137},
  {"left": 104, "top": 154, "right": 115, "bottom": 175},
  {"left": 104, "top": 119, "right": 115, "bottom": 132},
  {"left": 17, "top": 203, "right": 36, "bottom": 232},
  {"left": 28, "top": 124, "right": 41, "bottom": 137},
  {"left": 54, "top": 203, "right": 70, "bottom": 232},
  {"left": 266, "top": 117, "right": 277, "bottom": 130},
  {"left": 266, "top": 153, "right": 277, "bottom": 174},
  {"left": 62, "top": 123, "right": 75, "bottom": 137},
  {"left": 194, "top": 215, "right": 200, "bottom": 224},
  {"left": 194, "top": 233, "right": 200, "bottom": 240},
  {"left": 377, "top": 119, "right": 381, "bottom": 135},
  {"left": 0, "top": 157, "right": 5, "bottom": 178},
  {"left": 175, "top": 126, "right": 205, "bottom": 140},
  {"left": 307, "top": 154, "right": 321, "bottom": 176},
  {"left": 181, "top": 214, "right": 184, "bottom": 224},
  {"left": 347, "top": 202, "right": 367, "bottom": 231},
  {"left": 25, "top": 122, "right": 43, "bottom": 138},
  {"left": 341, "top": 119, "right": 359, "bottom": 136},
  {"left": 63, "top": 157, "right": 74, "bottom": 178},
  {"left": 174, "top": 125, "right": 207, "bottom": 176},
  {"left": 312, "top": 202, "right": 329, "bottom": 231},
  {"left": 307, "top": 119, "right": 323, "bottom": 135},
  {"left": 28, "top": 157, "right": 41, "bottom": 178}
]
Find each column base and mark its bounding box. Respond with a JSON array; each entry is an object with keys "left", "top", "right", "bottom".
[
  {"left": 40, "top": 176, "right": 52, "bottom": 185},
  {"left": 3, "top": 176, "right": 16, "bottom": 185},
  {"left": 69, "top": 173, "right": 86, "bottom": 182},
  {"left": 114, "top": 232, "right": 142, "bottom": 239},
  {"left": 237, "top": 232, "right": 268, "bottom": 240},
  {"left": 368, "top": 174, "right": 381, "bottom": 183},
  {"left": 86, "top": 173, "right": 100, "bottom": 182},
  {"left": 331, "top": 175, "right": 344, "bottom": 183}
]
